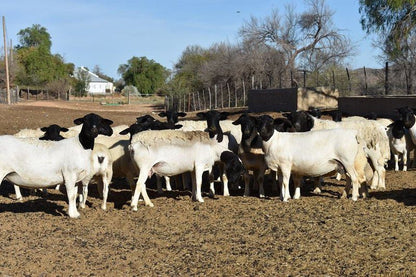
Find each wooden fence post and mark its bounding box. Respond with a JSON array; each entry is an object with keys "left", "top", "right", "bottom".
[
  {"left": 385, "top": 62, "right": 389, "bottom": 95},
  {"left": 227, "top": 83, "right": 231, "bottom": 108}
]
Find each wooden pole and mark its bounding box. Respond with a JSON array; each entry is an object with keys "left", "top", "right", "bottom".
[
  {"left": 363, "top": 66, "right": 368, "bottom": 95},
  {"left": 214, "top": 84, "right": 217, "bottom": 109},
  {"left": 242, "top": 79, "right": 246, "bottom": 106},
  {"left": 227, "top": 83, "right": 231, "bottom": 108},
  {"left": 208, "top": 87, "right": 212, "bottom": 110},
  {"left": 385, "top": 62, "right": 389, "bottom": 95},
  {"left": 3, "top": 16, "right": 10, "bottom": 104},
  {"left": 346, "top": 68, "right": 351, "bottom": 92},
  {"left": 221, "top": 85, "right": 224, "bottom": 108}
]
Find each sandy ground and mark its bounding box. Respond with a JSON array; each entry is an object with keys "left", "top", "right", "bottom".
[{"left": 0, "top": 100, "right": 415, "bottom": 276}]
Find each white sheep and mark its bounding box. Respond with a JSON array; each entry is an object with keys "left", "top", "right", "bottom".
[
  {"left": 0, "top": 113, "right": 113, "bottom": 218},
  {"left": 310, "top": 116, "right": 390, "bottom": 190},
  {"left": 256, "top": 115, "right": 366, "bottom": 201},
  {"left": 78, "top": 142, "right": 113, "bottom": 210},
  {"left": 128, "top": 129, "right": 245, "bottom": 210},
  {"left": 386, "top": 120, "right": 415, "bottom": 171}
]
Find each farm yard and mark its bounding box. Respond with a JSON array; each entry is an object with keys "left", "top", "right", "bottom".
[{"left": 0, "top": 101, "right": 415, "bottom": 276}]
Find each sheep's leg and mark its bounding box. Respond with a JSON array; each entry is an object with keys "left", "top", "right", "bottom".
[
  {"left": 312, "top": 177, "right": 322, "bottom": 194},
  {"left": 101, "top": 171, "right": 111, "bottom": 211},
  {"left": 280, "top": 167, "right": 291, "bottom": 202},
  {"left": 222, "top": 170, "right": 230, "bottom": 196},
  {"left": 79, "top": 179, "right": 89, "bottom": 209},
  {"left": 165, "top": 176, "right": 172, "bottom": 191},
  {"left": 64, "top": 177, "right": 80, "bottom": 218},
  {"left": 343, "top": 165, "right": 359, "bottom": 201},
  {"left": 193, "top": 168, "right": 204, "bottom": 203},
  {"left": 206, "top": 168, "right": 216, "bottom": 197},
  {"left": 341, "top": 177, "right": 351, "bottom": 199},
  {"left": 14, "top": 185, "right": 22, "bottom": 201},
  {"left": 243, "top": 173, "right": 251, "bottom": 197},
  {"left": 131, "top": 169, "right": 153, "bottom": 211},
  {"left": 403, "top": 150, "right": 408, "bottom": 172},
  {"left": 256, "top": 170, "right": 265, "bottom": 198},
  {"left": 335, "top": 173, "right": 342, "bottom": 181},
  {"left": 394, "top": 154, "right": 399, "bottom": 172},
  {"left": 96, "top": 178, "right": 104, "bottom": 198},
  {"left": 156, "top": 175, "right": 163, "bottom": 195},
  {"left": 292, "top": 175, "right": 302, "bottom": 200},
  {"left": 270, "top": 170, "right": 279, "bottom": 194}
]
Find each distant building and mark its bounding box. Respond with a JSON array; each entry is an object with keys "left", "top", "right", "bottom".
[{"left": 74, "top": 67, "right": 114, "bottom": 94}]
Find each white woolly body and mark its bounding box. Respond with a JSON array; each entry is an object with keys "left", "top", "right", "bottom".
[
  {"left": 0, "top": 136, "right": 91, "bottom": 188},
  {"left": 261, "top": 128, "right": 361, "bottom": 201},
  {"left": 129, "top": 130, "right": 229, "bottom": 209}
]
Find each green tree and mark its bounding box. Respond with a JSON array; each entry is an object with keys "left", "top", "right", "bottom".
[
  {"left": 15, "top": 24, "right": 73, "bottom": 89},
  {"left": 118, "top": 57, "right": 168, "bottom": 95},
  {"left": 74, "top": 68, "right": 90, "bottom": 97},
  {"left": 359, "top": 0, "right": 416, "bottom": 44}
]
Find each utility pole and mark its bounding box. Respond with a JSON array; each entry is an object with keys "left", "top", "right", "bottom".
[{"left": 2, "top": 16, "right": 10, "bottom": 104}]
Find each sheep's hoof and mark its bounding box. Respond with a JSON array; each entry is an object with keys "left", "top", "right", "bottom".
[
  {"left": 351, "top": 196, "right": 358, "bottom": 201},
  {"left": 131, "top": 206, "right": 138, "bottom": 212},
  {"left": 69, "top": 211, "right": 81, "bottom": 218},
  {"left": 101, "top": 205, "right": 107, "bottom": 211},
  {"left": 259, "top": 194, "right": 265, "bottom": 198},
  {"left": 146, "top": 202, "right": 154, "bottom": 207}
]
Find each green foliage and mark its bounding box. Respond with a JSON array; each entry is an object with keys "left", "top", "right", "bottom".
[
  {"left": 73, "top": 69, "right": 90, "bottom": 97},
  {"left": 118, "top": 56, "right": 168, "bottom": 95},
  {"left": 15, "top": 24, "right": 73, "bottom": 88},
  {"left": 16, "top": 24, "right": 52, "bottom": 52},
  {"left": 359, "top": 0, "right": 416, "bottom": 42}
]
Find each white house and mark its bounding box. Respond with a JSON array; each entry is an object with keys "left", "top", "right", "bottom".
[{"left": 74, "top": 67, "right": 114, "bottom": 95}]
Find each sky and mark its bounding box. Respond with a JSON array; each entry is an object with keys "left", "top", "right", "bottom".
[{"left": 3, "top": 0, "right": 382, "bottom": 79}]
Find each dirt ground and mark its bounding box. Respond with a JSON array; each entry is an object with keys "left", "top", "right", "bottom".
[{"left": 0, "top": 100, "right": 415, "bottom": 276}]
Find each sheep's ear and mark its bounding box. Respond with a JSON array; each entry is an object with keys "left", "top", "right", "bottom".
[
  {"left": 103, "top": 119, "right": 113, "bottom": 125},
  {"left": 219, "top": 112, "right": 229, "bottom": 120},
  {"left": 178, "top": 112, "right": 187, "bottom": 117},
  {"left": 119, "top": 128, "right": 130, "bottom": 135},
  {"left": 40, "top": 127, "right": 48, "bottom": 132},
  {"left": 74, "top": 117, "right": 84, "bottom": 125},
  {"left": 60, "top": 127, "right": 69, "bottom": 132},
  {"left": 196, "top": 112, "right": 206, "bottom": 119},
  {"left": 159, "top": 112, "right": 167, "bottom": 117},
  {"left": 232, "top": 116, "right": 243, "bottom": 125}
]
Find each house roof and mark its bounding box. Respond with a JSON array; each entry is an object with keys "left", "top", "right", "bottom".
[{"left": 73, "top": 67, "right": 111, "bottom": 83}]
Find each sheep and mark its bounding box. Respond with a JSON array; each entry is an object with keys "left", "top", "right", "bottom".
[
  {"left": 196, "top": 110, "right": 239, "bottom": 196},
  {"left": 232, "top": 113, "right": 268, "bottom": 198},
  {"left": 255, "top": 115, "right": 365, "bottom": 201},
  {"left": 0, "top": 113, "right": 113, "bottom": 218},
  {"left": 128, "top": 129, "right": 245, "bottom": 210},
  {"left": 119, "top": 120, "right": 183, "bottom": 195},
  {"left": 78, "top": 143, "right": 113, "bottom": 210},
  {"left": 285, "top": 111, "right": 390, "bottom": 190},
  {"left": 386, "top": 120, "right": 415, "bottom": 171}
]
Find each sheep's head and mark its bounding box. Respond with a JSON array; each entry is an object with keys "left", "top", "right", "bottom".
[
  {"left": 197, "top": 110, "right": 229, "bottom": 142},
  {"left": 39, "top": 124, "right": 69, "bottom": 141},
  {"left": 74, "top": 113, "right": 113, "bottom": 138}
]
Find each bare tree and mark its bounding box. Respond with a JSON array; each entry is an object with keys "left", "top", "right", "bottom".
[{"left": 239, "top": 0, "right": 353, "bottom": 87}]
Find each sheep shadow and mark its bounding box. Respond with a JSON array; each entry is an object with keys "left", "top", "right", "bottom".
[
  {"left": 369, "top": 188, "right": 416, "bottom": 206},
  {"left": 0, "top": 198, "right": 66, "bottom": 216}
]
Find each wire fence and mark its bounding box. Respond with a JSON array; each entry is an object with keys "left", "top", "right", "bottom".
[{"left": 2, "top": 63, "right": 415, "bottom": 110}]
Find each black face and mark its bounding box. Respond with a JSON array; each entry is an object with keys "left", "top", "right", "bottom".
[
  {"left": 220, "top": 151, "right": 245, "bottom": 185},
  {"left": 397, "top": 107, "right": 415, "bottom": 129},
  {"left": 255, "top": 115, "right": 275, "bottom": 142},
  {"left": 39, "top": 124, "right": 68, "bottom": 141},
  {"left": 74, "top": 113, "right": 113, "bottom": 137},
  {"left": 308, "top": 107, "right": 322, "bottom": 118},
  {"left": 197, "top": 110, "right": 229, "bottom": 142},
  {"left": 159, "top": 110, "right": 187, "bottom": 124},
  {"left": 136, "top": 115, "right": 156, "bottom": 124},
  {"left": 273, "top": 118, "right": 295, "bottom": 132},
  {"left": 232, "top": 114, "right": 256, "bottom": 139},
  {"left": 283, "top": 111, "right": 313, "bottom": 132},
  {"left": 391, "top": 120, "right": 405, "bottom": 139}
]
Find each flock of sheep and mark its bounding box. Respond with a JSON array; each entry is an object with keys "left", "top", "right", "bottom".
[{"left": 1, "top": 105, "right": 415, "bottom": 218}]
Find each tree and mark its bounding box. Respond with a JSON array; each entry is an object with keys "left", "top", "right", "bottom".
[
  {"left": 360, "top": 0, "right": 416, "bottom": 94},
  {"left": 239, "top": 0, "right": 353, "bottom": 86},
  {"left": 15, "top": 24, "right": 73, "bottom": 89},
  {"left": 74, "top": 68, "right": 90, "bottom": 97},
  {"left": 359, "top": 0, "right": 416, "bottom": 45},
  {"left": 118, "top": 57, "right": 168, "bottom": 95}
]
